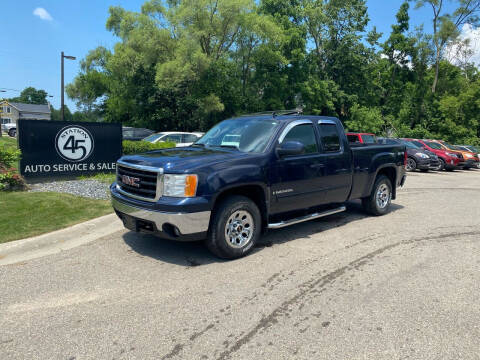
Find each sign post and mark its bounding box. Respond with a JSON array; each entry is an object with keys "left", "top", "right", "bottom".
[{"left": 18, "top": 120, "right": 122, "bottom": 179}]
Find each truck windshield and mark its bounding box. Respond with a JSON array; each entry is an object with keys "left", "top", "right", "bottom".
[{"left": 195, "top": 118, "right": 280, "bottom": 153}]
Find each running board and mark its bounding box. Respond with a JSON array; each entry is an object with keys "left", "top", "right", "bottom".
[{"left": 268, "top": 206, "right": 346, "bottom": 229}]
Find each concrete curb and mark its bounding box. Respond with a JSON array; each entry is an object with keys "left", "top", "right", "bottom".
[{"left": 0, "top": 213, "right": 123, "bottom": 266}]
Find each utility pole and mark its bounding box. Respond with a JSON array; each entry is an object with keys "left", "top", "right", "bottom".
[
  {"left": 0, "top": 89, "right": 6, "bottom": 137},
  {"left": 61, "top": 52, "right": 76, "bottom": 121}
]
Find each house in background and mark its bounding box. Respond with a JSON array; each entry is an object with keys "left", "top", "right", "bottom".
[{"left": 0, "top": 100, "right": 51, "bottom": 128}]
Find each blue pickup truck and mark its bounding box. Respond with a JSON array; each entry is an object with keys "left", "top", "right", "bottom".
[{"left": 111, "top": 112, "right": 406, "bottom": 259}]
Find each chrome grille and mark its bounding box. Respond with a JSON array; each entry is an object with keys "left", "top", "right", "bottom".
[{"left": 116, "top": 162, "right": 163, "bottom": 202}]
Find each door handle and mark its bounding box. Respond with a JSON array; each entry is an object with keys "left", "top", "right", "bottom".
[{"left": 310, "top": 163, "right": 325, "bottom": 169}]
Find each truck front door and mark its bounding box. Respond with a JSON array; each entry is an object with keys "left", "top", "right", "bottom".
[{"left": 270, "top": 120, "right": 326, "bottom": 214}]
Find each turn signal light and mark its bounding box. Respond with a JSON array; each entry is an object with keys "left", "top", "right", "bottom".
[{"left": 184, "top": 175, "right": 198, "bottom": 197}]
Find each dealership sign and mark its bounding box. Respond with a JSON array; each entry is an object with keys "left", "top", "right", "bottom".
[{"left": 18, "top": 120, "right": 122, "bottom": 178}]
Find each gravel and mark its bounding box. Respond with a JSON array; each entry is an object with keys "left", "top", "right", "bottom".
[{"left": 29, "top": 180, "right": 110, "bottom": 200}]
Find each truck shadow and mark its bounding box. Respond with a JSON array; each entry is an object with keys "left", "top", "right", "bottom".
[{"left": 122, "top": 201, "right": 404, "bottom": 267}]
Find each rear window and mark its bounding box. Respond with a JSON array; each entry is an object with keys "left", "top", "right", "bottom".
[
  {"left": 319, "top": 124, "right": 341, "bottom": 152},
  {"left": 361, "top": 135, "right": 377, "bottom": 144}
]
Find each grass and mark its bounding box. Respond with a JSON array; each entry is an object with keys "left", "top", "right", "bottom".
[
  {"left": 0, "top": 136, "right": 17, "bottom": 150},
  {"left": 0, "top": 192, "right": 113, "bottom": 244}
]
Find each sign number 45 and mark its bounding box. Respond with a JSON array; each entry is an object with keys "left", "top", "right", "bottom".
[{"left": 55, "top": 126, "right": 94, "bottom": 162}]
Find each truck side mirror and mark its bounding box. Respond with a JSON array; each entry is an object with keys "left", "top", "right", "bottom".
[{"left": 277, "top": 141, "right": 305, "bottom": 157}]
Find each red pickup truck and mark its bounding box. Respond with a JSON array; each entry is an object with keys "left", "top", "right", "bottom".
[{"left": 346, "top": 132, "right": 377, "bottom": 144}]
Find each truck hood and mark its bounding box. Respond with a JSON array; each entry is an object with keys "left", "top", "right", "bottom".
[{"left": 118, "top": 146, "right": 249, "bottom": 172}]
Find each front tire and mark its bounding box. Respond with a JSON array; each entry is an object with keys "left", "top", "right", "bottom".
[
  {"left": 362, "top": 175, "right": 392, "bottom": 216},
  {"left": 406, "top": 157, "right": 417, "bottom": 172},
  {"left": 437, "top": 158, "right": 446, "bottom": 171},
  {"left": 8, "top": 128, "right": 16, "bottom": 137},
  {"left": 206, "top": 195, "right": 261, "bottom": 259}
]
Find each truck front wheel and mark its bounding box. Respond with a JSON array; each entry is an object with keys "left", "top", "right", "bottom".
[
  {"left": 206, "top": 195, "right": 261, "bottom": 259},
  {"left": 362, "top": 175, "right": 392, "bottom": 216}
]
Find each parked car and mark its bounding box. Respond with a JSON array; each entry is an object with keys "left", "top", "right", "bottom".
[
  {"left": 111, "top": 113, "right": 406, "bottom": 259},
  {"left": 122, "top": 127, "right": 155, "bottom": 141},
  {"left": 456, "top": 145, "right": 480, "bottom": 168},
  {"left": 346, "top": 132, "right": 377, "bottom": 144},
  {"left": 143, "top": 132, "right": 204, "bottom": 147},
  {"left": 378, "top": 137, "right": 440, "bottom": 172},
  {"left": 431, "top": 140, "right": 477, "bottom": 170},
  {"left": 402, "top": 139, "right": 461, "bottom": 171},
  {"left": 1, "top": 123, "right": 16, "bottom": 137}
]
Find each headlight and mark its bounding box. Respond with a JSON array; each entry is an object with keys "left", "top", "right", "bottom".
[
  {"left": 464, "top": 153, "right": 472, "bottom": 158},
  {"left": 416, "top": 152, "right": 429, "bottom": 159},
  {"left": 163, "top": 174, "right": 198, "bottom": 197}
]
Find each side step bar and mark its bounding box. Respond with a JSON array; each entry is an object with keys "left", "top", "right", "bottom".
[{"left": 268, "top": 206, "right": 346, "bottom": 229}]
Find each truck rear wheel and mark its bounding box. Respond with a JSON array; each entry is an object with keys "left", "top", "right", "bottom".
[
  {"left": 362, "top": 175, "right": 392, "bottom": 216},
  {"left": 206, "top": 195, "right": 261, "bottom": 259}
]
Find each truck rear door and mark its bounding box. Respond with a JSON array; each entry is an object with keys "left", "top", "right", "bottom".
[{"left": 315, "top": 120, "right": 353, "bottom": 204}]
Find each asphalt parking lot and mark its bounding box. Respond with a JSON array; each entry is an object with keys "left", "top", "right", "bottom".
[{"left": 1, "top": 170, "right": 480, "bottom": 360}]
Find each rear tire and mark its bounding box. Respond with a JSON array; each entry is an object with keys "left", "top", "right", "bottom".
[
  {"left": 8, "top": 128, "right": 16, "bottom": 137},
  {"left": 206, "top": 195, "right": 261, "bottom": 259},
  {"left": 362, "top": 175, "right": 392, "bottom": 216}
]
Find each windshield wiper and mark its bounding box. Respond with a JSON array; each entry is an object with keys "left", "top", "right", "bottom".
[
  {"left": 191, "top": 143, "right": 205, "bottom": 147},
  {"left": 217, "top": 145, "right": 238, "bottom": 149}
]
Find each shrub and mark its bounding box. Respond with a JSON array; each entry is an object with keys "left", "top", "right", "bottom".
[
  {"left": 122, "top": 140, "right": 176, "bottom": 155},
  {"left": 0, "top": 148, "right": 25, "bottom": 191},
  {"left": 0, "top": 147, "right": 21, "bottom": 168}
]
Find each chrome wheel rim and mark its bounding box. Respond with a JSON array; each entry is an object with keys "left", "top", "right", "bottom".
[
  {"left": 406, "top": 158, "right": 416, "bottom": 171},
  {"left": 225, "top": 210, "right": 254, "bottom": 248},
  {"left": 376, "top": 183, "right": 391, "bottom": 209}
]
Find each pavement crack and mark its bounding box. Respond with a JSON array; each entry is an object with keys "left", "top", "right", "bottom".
[{"left": 216, "top": 230, "right": 480, "bottom": 360}]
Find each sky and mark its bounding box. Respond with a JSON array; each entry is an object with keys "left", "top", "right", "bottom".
[{"left": 0, "top": 0, "right": 474, "bottom": 112}]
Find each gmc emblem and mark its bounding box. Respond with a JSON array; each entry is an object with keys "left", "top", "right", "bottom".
[{"left": 122, "top": 175, "right": 141, "bottom": 188}]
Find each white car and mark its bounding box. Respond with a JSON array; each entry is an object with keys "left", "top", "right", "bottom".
[
  {"left": 143, "top": 132, "right": 204, "bottom": 147},
  {"left": 1, "top": 123, "right": 16, "bottom": 137}
]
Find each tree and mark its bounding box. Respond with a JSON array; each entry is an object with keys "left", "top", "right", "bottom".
[
  {"left": 411, "top": 0, "right": 480, "bottom": 92},
  {"left": 9, "top": 87, "right": 49, "bottom": 104}
]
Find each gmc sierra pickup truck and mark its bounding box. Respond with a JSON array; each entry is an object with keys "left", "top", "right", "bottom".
[{"left": 111, "top": 113, "right": 407, "bottom": 259}]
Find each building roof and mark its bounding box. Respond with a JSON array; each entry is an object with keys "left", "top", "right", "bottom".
[{"left": 6, "top": 101, "right": 51, "bottom": 114}]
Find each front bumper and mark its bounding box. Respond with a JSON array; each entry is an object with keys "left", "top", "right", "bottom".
[
  {"left": 458, "top": 160, "right": 476, "bottom": 168},
  {"left": 416, "top": 158, "right": 431, "bottom": 170},
  {"left": 112, "top": 196, "right": 211, "bottom": 241}
]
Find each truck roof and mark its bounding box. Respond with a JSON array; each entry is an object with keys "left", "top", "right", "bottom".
[{"left": 230, "top": 114, "right": 340, "bottom": 122}]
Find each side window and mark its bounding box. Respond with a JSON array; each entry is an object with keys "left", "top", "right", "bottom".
[
  {"left": 164, "top": 134, "right": 183, "bottom": 143},
  {"left": 282, "top": 123, "right": 318, "bottom": 154},
  {"left": 122, "top": 129, "right": 134, "bottom": 138},
  {"left": 319, "top": 124, "right": 341, "bottom": 152},
  {"left": 411, "top": 141, "right": 424, "bottom": 148},
  {"left": 347, "top": 134, "right": 359, "bottom": 143},
  {"left": 183, "top": 134, "right": 198, "bottom": 143}
]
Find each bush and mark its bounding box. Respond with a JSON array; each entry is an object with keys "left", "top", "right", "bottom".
[
  {"left": 0, "top": 147, "right": 21, "bottom": 168},
  {"left": 122, "top": 140, "right": 176, "bottom": 155},
  {"left": 0, "top": 148, "right": 25, "bottom": 191}
]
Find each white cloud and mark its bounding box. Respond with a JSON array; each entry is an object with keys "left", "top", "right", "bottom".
[
  {"left": 33, "top": 7, "right": 53, "bottom": 21},
  {"left": 380, "top": 51, "right": 413, "bottom": 70},
  {"left": 446, "top": 24, "right": 480, "bottom": 67}
]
